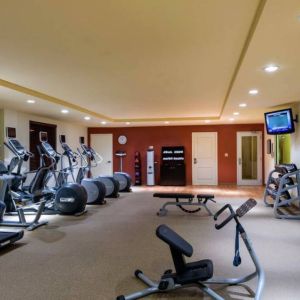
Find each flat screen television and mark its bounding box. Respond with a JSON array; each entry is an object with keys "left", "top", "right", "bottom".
[
  {"left": 79, "top": 136, "right": 85, "bottom": 144},
  {"left": 6, "top": 127, "right": 16, "bottom": 138},
  {"left": 264, "top": 108, "right": 295, "bottom": 135},
  {"left": 59, "top": 135, "right": 66, "bottom": 143},
  {"left": 39, "top": 131, "right": 48, "bottom": 142}
]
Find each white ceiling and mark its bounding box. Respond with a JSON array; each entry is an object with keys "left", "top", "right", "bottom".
[{"left": 0, "top": 0, "right": 299, "bottom": 126}]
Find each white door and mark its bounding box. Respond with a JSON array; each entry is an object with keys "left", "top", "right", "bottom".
[
  {"left": 90, "top": 134, "right": 113, "bottom": 176},
  {"left": 237, "top": 131, "right": 262, "bottom": 185},
  {"left": 192, "top": 132, "right": 218, "bottom": 185}
]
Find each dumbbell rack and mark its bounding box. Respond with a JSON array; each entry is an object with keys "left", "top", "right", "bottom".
[{"left": 264, "top": 164, "right": 300, "bottom": 219}]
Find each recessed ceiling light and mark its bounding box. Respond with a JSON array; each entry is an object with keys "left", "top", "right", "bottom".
[
  {"left": 229, "top": 118, "right": 235, "bottom": 121},
  {"left": 27, "top": 99, "right": 35, "bottom": 104},
  {"left": 125, "top": 122, "right": 131, "bottom": 125},
  {"left": 61, "top": 109, "right": 69, "bottom": 114},
  {"left": 264, "top": 64, "right": 279, "bottom": 73},
  {"left": 204, "top": 120, "right": 211, "bottom": 123},
  {"left": 84, "top": 116, "right": 91, "bottom": 120},
  {"left": 101, "top": 121, "right": 107, "bottom": 125},
  {"left": 233, "top": 112, "right": 239, "bottom": 116},
  {"left": 164, "top": 121, "right": 170, "bottom": 124},
  {"left": 248, "top": 89, "right": 259, "bottom": 95},
  {"left": 239, "top": 103, "right": 247, "bottom": 108}
]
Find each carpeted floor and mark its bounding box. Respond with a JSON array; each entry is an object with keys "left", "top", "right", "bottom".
[{"left": 0, "top": 187, "right": 299, "bottom": 300}]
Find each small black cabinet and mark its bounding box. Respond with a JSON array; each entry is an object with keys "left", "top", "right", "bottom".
[{"left": 160, "top": 146, "right": 186, "bottom": 186}]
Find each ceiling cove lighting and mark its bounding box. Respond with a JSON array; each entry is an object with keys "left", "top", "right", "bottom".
[
  {"left": 239, "top": 103, "right": 247, "bottom": 108},
  {"left": 61, "top": 109, "right": 69, "bottom": 114},
  {"left": 26, "top": 99, "right": 35, "bottom": 104},
  {"left": 101, "top": 121, "right": 107, "bottom": 125},
  {"left": 264, "top": 64, "right": 279, "bottom": 73},
  {"left": 248, "top": 89, "right": 259, "bottom": 95},
  {"left": 84, "top": 116, "right": 91, "bottom": 120},
  {"left": 233, "top": 112, "right": 239, "bottom": 116}
]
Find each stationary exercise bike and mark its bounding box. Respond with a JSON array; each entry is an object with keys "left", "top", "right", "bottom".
[{"left": 117, "top": 199, "right": 264, "bottom": 300}]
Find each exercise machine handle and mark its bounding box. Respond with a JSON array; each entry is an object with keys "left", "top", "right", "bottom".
[{"left": 214, "top": 204, "right": 235, "bottom": 230}]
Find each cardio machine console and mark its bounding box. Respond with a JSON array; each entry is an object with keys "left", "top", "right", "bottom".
[
  {"left": 81, "top": 144, "right": 93, "bottom": 157},
  {"left": 41, "top": 142, "right": 57, "bottom": 157},
  {"left": 275, "top": 164, "right": 298, "bottom": 174},
  {"left": 9, "top": 138, "right": 26, "bottom": 156}
]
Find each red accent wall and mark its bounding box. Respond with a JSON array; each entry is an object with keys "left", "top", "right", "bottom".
[{"left": 88, "top": 124, "right": 264, "bottom": 185}]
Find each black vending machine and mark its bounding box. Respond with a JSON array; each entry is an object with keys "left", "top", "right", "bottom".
[{"left": 160, "top": 146, "right": 186, "bottom": 186}]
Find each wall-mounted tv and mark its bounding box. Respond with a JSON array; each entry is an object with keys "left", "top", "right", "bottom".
[
  {"left": 39, "top": 131, "right": 48, "bottom": 142},
  {"left": 59, "top": 135, "right": 66, "bottom": 143},
  {"left": 79, "top": 136, "right": 85, "bottom": 144},
  {"left": 6, "top": 127, "right": 16, "bottom": 138},
  {"left": 264, "top": 108, "right": 295, "bottom": 135}
]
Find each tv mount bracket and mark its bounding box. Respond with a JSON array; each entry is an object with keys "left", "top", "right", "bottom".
[{"left": 293, "top": 114, "right": 298, "bottom": 123}]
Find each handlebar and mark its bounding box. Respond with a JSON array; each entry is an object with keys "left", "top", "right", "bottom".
[
  {"left": 214, "top": 199, "right": 257, "bottom": 230},
  {"left": 214, "top": 204, "right": 236, "bottom": 230}
]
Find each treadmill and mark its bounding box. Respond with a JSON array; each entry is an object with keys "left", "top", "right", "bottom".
[{"left": 0, "top": 231, "right": 24, "bottom": 249}]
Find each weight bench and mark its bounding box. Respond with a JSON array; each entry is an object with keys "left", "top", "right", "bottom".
[{"left": 154, "top": 193, "right": 215, "bottom": 216}]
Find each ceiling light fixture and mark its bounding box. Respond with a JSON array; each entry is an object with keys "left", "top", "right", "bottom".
[
  {"left": 27, "top": 99, "right": 35, "bottom": 104},
  {"left": 84, "top": 116, "right": 91, "bottom": 120},
  {"left": 164, "top": 121, "right": 170, "bottom": 124},
  {"left": 101, "top": 121, "right": 107, "bottom": 125},
  {"left": 239, "top": 103, "right": 247, "bottom": 108},
  {"left": 229, "top": 118, "right": 235, "bottom": 121},
  {"left": 61, "top": 109, "right": 69, "bottom": 114},
  {"left": 248, "top": 89, "right": 259, "bottom": 95},
  {"left": 204, "top": 120, "right": 211, "bottom": 123},
  {"left": 233, "top": 112, "right": 239, "bottom": 116},
  {"left": 264, "top": 64, "right": 279, "bottom": 73},
  {"left": 125, "top": 122, "right": 131, "bottom": 125}
]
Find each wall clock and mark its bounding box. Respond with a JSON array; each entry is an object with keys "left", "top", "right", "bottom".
[{"left": 118, "top": 135, "right": 127, "bottom": 145}]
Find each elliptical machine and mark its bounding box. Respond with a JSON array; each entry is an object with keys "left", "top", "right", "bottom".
[
  {"left": 59, "top": 135, "right": 106, "bottom": 205},
  {"left": 0, "top": 130, "right": 49, "bottom": 230},
  {"left": 114, "top": 150, "right": 132, "bottom": 192},
  {"left": 39, "top": 132, "right": 87, "bottom": 215},
  {"left": 78, "top": 137, "right": 119, "bottom": 198}
]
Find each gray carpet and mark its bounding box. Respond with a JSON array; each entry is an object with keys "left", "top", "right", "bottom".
[{"left": 0, "top": 188, "right": 299, "bottom": 300}]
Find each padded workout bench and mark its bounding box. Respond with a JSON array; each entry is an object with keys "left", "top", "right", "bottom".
[{"left": 154, "top": 193, "right": 215, "bottom": 216}]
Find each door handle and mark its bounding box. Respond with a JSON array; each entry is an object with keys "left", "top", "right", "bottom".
[{"left": 193, "top": 158, "right": 197, "bottom": 164}]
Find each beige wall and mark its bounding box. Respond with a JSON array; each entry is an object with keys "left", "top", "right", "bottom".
[{"left": 3, "top": 108, "right": 87, "bottom": 171}]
